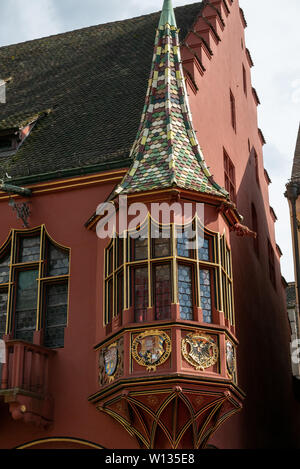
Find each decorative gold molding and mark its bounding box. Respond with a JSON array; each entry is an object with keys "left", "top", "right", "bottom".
[
  {"left": 182, "top": 332, "right": 218, "bottom": 371},
  {"left": 132, "top": 329, "right": 172, "bottom": 372}
]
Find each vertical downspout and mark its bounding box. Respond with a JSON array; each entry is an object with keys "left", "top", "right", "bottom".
[{"left": 286, "top": 182, "right": 300, "bottom": 310}]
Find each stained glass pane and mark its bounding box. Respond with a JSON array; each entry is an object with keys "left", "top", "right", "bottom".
[
  {"left": 0, "top": 290, "right": 8, "bottom": 337},
  {"left": 177, "top": 226, "right": 195, "bottom": 258},
  {"left": 134, "top": 267, "right": 148, "bottom": 322},
  {"left": 198, "top": 237, "right": 210, "bottom": 261},
  {"left": 14, "top": 269, "right": 38, "bottom": 343},
  {"left": 154, "top": 264, "right": 171, "bottom": 320},
  {"left": 117, "top": 237, "right": 124, "bottom": 267},
  {"left": 107, "top": 279, "right": 113, "bottom": 323},
  {"left": 200, "top": 269, "right": 212, "bottom": 323},
  {"left": 134, "top": 237, "right": 148, "bottom": 261},
  {"left": 0, "top": 251, "right": 10, "bottom": 284},
  {"left": 152, "top": 225, "right": 171, "bottom": 258},
  {"left": 178, "top": 265, "right": 193, "bottom": 320},
  {"left": 44, "top": 283, "right": 68, "bottom": 348},
  {"left": 107, "top": 246, "right": 113, "bottom": 276},
  {"left": 47, "top": 242, "right": 69, "bottom": 277},
  {"left": 117, "top": 273, "right": 124, "bottom": 315},
  {"left": 19, "top": 236, "right": 40, "bottom": 263}
]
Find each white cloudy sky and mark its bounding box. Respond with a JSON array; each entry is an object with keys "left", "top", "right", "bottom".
[{"left": 0, "top": 0, "right": 299, "bottom": 281}]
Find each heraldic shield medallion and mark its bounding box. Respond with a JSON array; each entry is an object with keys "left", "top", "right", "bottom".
[
  {"left": 182, "top": 332, "right": 218, "bottom": 371},
  {"left": 104, "top": 343, "right": 119, "bottom": 382},
  {"left": 226, "top": 340, "right": 236, "bottom": 378},
  {"left": 132, "top": 330, "right": 171, "bottom": 372}
]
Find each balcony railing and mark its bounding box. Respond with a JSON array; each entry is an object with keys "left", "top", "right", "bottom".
[{"left": 0, "top": 340, "right": 54, "bottom": 397}]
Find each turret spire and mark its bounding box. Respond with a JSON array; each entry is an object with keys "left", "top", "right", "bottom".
[
  {"left": 159, "top": 0, "right": 177, "bottom": 28},
  {"left": 110, "top": 1, "right": 228, "bottom": 200}
]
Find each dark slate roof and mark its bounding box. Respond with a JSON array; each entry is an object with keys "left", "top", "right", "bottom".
[
  {"left": 0, "top": 2, "right": 204, "bottom": 184},
  {"left": 291, "top": 124, "right": 300, "bottom": 180},
  {"left": 286, "top": 282, "right": 296, "bottom": 308}
]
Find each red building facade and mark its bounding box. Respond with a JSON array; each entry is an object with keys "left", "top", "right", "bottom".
[{"left": 0, "top": 0, "right": 299, "bottom": 449}]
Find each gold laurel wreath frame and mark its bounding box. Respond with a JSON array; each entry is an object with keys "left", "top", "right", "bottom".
[
  {"left": 132, "top": 329, "right": 172, "bottom": 372},
  {"left": 181, "top": 332, "right": 218, "bottom": 371}
]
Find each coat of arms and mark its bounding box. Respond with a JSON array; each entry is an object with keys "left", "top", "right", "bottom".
[
  {"left": 132, "top": 330, "right": 171, "bottom": 371},
  {"left": 104, "top": 343, "right": 119, "bottom": 379},
  {"left": 226, "top": 340, "right": 236, "bottom": 378},
  {"left": 182, "top": 332, "right": 218, "bottom": 370},
  {"left": 99, "top": 340, "right": 123, "bottom": 385}
]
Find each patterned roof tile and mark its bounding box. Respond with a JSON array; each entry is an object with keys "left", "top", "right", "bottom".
[{"left": 111, "top": 0, "right": 228, "bottom": 201}]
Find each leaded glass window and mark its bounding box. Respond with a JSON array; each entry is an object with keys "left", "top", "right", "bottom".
[
  {"left": 152, "top": 224, "right": 171, "bottom": 258},
  {"left": 14, "top": 269, "right": 39, "bottom": 342},
  {"left": 103, "top": 216, "right": 234, "bottom": 327},
  {"left": 0, "top": 251, "right": 10, "bottom": 284},
  {"left": 134, "top": 267, "right": 148, "bottom": 322},
  {"left": 47, "top": 242, "right": 69, "bottom": 277},
  {"left": 44, "top": 283, "right": 68, "bottom": 348},
  {"left": 200, "top": 269, "right": 212, "bottom": 323},
  {"left": 198, "top": 238, "right": 210, "bottom": 262},
  {"left": 0, "top": 291, "right": 8, "bottom": 337},
  {"left": 18, "top": 236, "right": 40, "bottom": 263},
  {"left": 134, "top": 237, "right": 148, "bottom": 261},
  {"left": 154, "top": 264, "right": 171, "bottom": 320},
  {"left": 0, "top": 227, "right": 70, "bottom": 347},
  {"left": 178, "top": 265, "right": 193, "bottom": 320},
  {"left": 177, "top": 224, "right": 195, "bottom": 258}
]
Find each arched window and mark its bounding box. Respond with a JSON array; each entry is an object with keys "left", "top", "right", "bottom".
[
  {"left": 104, "top": 216, "right": 234, "bottom": 327},
  {"left": 0, "top": 226, "right": 70, "bottom": 348}
]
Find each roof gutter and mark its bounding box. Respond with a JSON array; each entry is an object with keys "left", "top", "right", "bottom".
[{"left": 0, "top": 183, "right": 32, "bottom": 197}]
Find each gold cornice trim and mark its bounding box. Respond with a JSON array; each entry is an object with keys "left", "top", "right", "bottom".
[
  {"left": 94, "top": 321, "right": 238, "bottom": 351},
  {"left": 0, "top": 169, "right": 127, "bottom": 201},
  {"left": 88, "top": 373, "right": 245, "bottom": 404},
  {"left": 15, "top": 438, "right": 104, "bottom": 450}
]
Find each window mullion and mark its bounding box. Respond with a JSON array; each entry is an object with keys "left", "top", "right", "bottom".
[{"left": 172, "top": 224, "right": 178, "bottom": 304}]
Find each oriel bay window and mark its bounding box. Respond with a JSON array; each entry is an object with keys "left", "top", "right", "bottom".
[
  {"left": 0, "top": 226, "right": 70, "bottom": 348},
  {"left": 104, "top": 216, "right": 235, "bottom": 327}
]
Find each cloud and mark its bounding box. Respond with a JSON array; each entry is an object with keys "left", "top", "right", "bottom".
[
  {"left": 292, "top": 79, "right": 300, "bottom": 104},
  {"left": 0, "top": 0, "right": 62, "bottom": 46}
]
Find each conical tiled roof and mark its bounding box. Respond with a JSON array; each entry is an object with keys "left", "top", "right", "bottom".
[{"left": 111, "top": 0, "right": 228, "bottom": 200}]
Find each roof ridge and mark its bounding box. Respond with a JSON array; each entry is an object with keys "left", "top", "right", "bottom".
[{"left": 0, "top": 2, "right": 204, "bottom": 50}]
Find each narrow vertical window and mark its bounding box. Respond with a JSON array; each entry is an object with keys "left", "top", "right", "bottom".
[
  {"left": 14, "top": 269, "right": 39, "bottom": 342},
  {"left": 107, "top": 279, "right": 114, "bottom": 324},
  {"left": 44, "top": 282, "right": 68, "bottom": 348},
  {"left": 224, "top": 149, "right": 236, "bottom": 203},
  {"left": 134, "top": 267, "right": 148, "bottom": 322},
  {"left": 0, "top": 291, "right": 8, "bottom": 338},
  {"left": 178, "top": 265, "right": 193, "bottom": 320},
  {"left": 230, "top": 90, "right": 236, "bottom": 131},
  {"left": 200, "top": 269, "right": 212, "bottom": 323},
  {"left": 154, "top": 264, "right": 171, "bottom": 320},
  {"left": 251, "top": 204, "right": 259, "bottom": 257},
  {"left": 134, "top": 236, "right": 148, "bottom": 261},
  {"left": 242, "top": 64, "right": 247, "bottom": 96},
  {"left": 177, "top": 224, "right": 195, "bottom": 258},
  {"left": 116, "top": 272, "right": 124, "bottom": 316}
]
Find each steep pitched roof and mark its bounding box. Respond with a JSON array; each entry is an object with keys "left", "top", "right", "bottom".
[
  {"left": 0, "top": 2, "right": 205, "bottom": 185},
  {"left": 110, "top": 0, "right": 227, "bottom": 200},
  {"left": 291, "top": 124, "right": 300, "bottom": 180}
]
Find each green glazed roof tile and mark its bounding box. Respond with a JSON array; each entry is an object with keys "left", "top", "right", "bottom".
[{"left": 110, "top": 1, "right": 228, "bottom": 200}]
